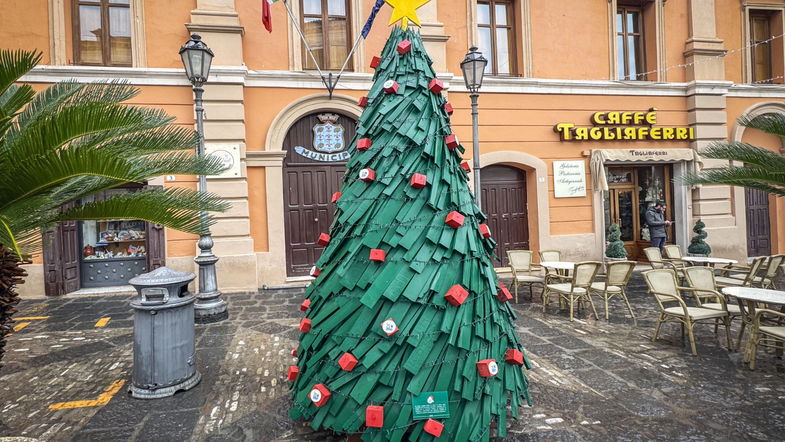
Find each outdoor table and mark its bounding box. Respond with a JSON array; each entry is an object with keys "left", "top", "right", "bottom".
[
  {"left": 722, "top": 286, "right": 785, "bottom": 364},
  {"left": 539, "top": 261, "right": 575, "bottom": 271},
  {"left": 682, "top": 256, "right": 738, "bottom": 266}
]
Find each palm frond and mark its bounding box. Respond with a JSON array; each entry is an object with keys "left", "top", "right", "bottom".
[
  {"left": 683, "top": 167, "right": 785, "bottom": 197},
  {"left": 701, "top": 142, "right": 785, "bottom": 169},
  {"left": 0, "top": 50, "right": 40, "bottom": 98},
  {"left": 739, "top": 113, "right": 785, "bottom": 139}
]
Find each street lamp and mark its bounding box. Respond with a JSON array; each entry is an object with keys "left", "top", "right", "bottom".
[
  {"left": 460, "top": 47, "right": 488, "bottom": 208},
  {"left": 179, "top": 34, "right": 227, "bottom": 323}
]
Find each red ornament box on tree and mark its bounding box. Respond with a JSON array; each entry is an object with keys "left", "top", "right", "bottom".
[
  {"left": 300, "top": 299, "right": 311, "bottom": 312},
  {"left": 410, "top": 173, "right": 427, "bottom": 188},
  {"left": 366, "top": 405, "right": 384, "bottom": 428},
  {"left": 497, "top": 282, "right": 513, "bottom": 302},
  {"left": 476, "top": 359, "right": 499, "bottom": 377},
  {"left": 369, "top": 249, "right": 386, "bottom": 262},
  {"left": 424, "top": 419, "right": 444, "bottom": 437},
  {"left": 357, "top": 138, "right": 373, "bottom": 151},
  {"left": 397, "top": 39, "right": 412, "bottom": 54},
  {"left": 317, "top": 233, "right": 330, "bottom": 246},
  {"left": 445, "top": 211, "right": 465, "bottom": 228},
  {"left": 505, "top": 349, "right": 524, "bottom": 365},
  {"left": 338, "top": 353, "right": 359, "bottom": 371},
  {"left": 309, "top": 384, "right": 331, "bottom": 407},
  {"left": 299, "top": 318, "right": 312, "bottom": 333},
  {"left": 287, "top": 365, "right": 299, "bottom": 381},
  {"left": 444, "top": 284, "right": 469, "bottom": 306}
]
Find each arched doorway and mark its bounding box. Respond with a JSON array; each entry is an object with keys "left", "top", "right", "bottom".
[
  {"left": 283, "top": 112, "right": 357, "bottom": 277},
  {"left": 480, "top": 165, "right": 529, "bottom": 267}
]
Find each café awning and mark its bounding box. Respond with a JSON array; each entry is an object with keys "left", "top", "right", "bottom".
[{"left": 590, "top": 148, "right": 700, "bottom": 192}]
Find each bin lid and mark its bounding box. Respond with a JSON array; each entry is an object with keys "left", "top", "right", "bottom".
[{"left": 128, "top": 266, "right": 195, "bottom": 287}]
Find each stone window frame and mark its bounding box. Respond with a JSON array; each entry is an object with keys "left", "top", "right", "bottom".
[
  {"left": 607, "top": 0, "right": 665, "bottom": 82},
  {"left": 467, "top": 0, "right": 532, "bottom": 77},
  {"left": 287, "top": 0, "right": 364, "bottom": 72},
  {"left": 48, "top": 0, "right": 146, "bottom": 67},
  {"left": 742, "top": 4, "right": 785, "bottom": 84}
]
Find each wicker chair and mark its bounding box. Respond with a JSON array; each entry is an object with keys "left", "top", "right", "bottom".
[
  {"left": 543, "top": 261, "right": 601, "bottom": 321},
  {"left": 643, "top": 269, "right": 733, "bottom": 355},
  {"left": 539, "top": 250, "right": 569, "bottom": 283},
  {"left": 663, "top": 244, "right": 683, "bottom": 260},
  {"left": 539, "top": 250, "right": 561, "bottom": 262},
  {"left": 684, "top": 266, "right": 742, "bottom": 350},
  {"left": 715, "top": 256, "right": 766, "bottom": 288},
  {"left": 507, "top": 250, "right": 545, "bottom": 302},
  {"left": 728, "top": 255, "right": 785, "bottom": 289},
  {"left": 748, "top": 308, "right": 785, "bottom": 370},
  {"left": 644, "top": 247, "right": 686, "bottom": 278},
  {"left": 589, "top": 260, "right": 636, "bottom": 320}
]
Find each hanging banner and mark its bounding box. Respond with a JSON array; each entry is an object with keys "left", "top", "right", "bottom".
[{"left": 554, "top": 108, "right": 695, "bottom": 142}]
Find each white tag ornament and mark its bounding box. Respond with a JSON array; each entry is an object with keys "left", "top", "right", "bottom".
[
  {"left": 309, "top": 388, "right": 322, "bottom": 403},
  {"left": 488, "top": 361, "right": 499, "bottom": 376}
]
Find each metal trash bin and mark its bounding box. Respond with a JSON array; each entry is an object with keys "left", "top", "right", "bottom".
[{"left": 129, "top": 267, "right": 201, "bottom": 399}]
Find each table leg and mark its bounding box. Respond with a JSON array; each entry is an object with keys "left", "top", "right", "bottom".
[{"left": 738, "top": 299, "right": 756, "bottom": 363}]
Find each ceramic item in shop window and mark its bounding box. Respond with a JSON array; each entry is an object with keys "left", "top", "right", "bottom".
[
  {"left": 83, "top": 245, "right": 95, "bottom": 257},
  {"left": 118, "top": 230, "right": 130, "bottom": 241}
]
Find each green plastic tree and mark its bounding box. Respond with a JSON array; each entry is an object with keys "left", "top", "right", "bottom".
[
  {"left": 605, "top": 224, "right": 627, "bottom": 259},
  {"left": 288, "top": 28, "right": 531, "bottom": 441},
  {"left": 688, "top": 219, "right": 712, "bottom": 255}
]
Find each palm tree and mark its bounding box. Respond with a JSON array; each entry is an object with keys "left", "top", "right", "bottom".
[
  {"left": 683, "top": 113, "right": 785, "bottom": 196},
  {"left": 0, "top": 49, "right": 228, "bottom": 367}
]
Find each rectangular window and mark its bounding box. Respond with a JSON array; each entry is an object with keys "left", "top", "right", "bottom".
[
  {"left": 750, "top": 12, "right": 773, "bottom": 84},
  {"left": 73, "top": 0, "right": 132, "bottom": 66},
  {"left": 477, "top": 0, "right": 517, "bottom": 76},
  {"left": 301, "top": 0, "right": 352, "bottom": 71},
  {"left": 617, "top": 6, "right": 645, "bottom": 80}
]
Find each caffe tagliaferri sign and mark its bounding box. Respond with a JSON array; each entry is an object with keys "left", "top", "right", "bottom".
[{"left": 554, "top": 108, "right": 695, "bottom": 142}]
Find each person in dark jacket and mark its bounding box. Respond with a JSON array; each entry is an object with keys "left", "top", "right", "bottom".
[{"left": 645, "top": 201, "right": 671, "bottom": 250}]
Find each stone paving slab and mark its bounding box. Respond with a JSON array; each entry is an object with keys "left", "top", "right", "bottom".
[{"left": 1, "top": 273, "right": 785, "bottom": 441}]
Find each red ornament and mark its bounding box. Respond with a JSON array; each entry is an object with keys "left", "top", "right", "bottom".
[
  {"left": 445, "top": 284, "right": 469, "bottom": 306},
  {"left": 357, "top": 138, "right": 373, "bottom": 151},
  {"left": 287, "top": 365, "right": 299, "bottom": 381},
  {"left": 317, "top": 233, "right": 331, "bottom": 246},
  {"left": 366, "top": 405, "right": 384, "bottom": 428},
  {"left": 410, "top": 173, "right": 427, "bottom": 188},
  {"left": 477, "top": 359, "right": 499, "bottom": 377},
  {"left": 429, "top": 78, "right": 444, "bottom": 94},
  {"left": 460, "top": 161, "right": 471, "bottom": 173},
  {"left": 338, "top": 353, "right": 359, "bottom": 371},
  {"left": 444, "top": 102, "right": 454, "bottom": 115},
  {"left": 497, "top": 282, "right": 513, "bottom": 302},
  {"left": 370, "top": 56, "right": 382, "bottom": 69},
  {"left": 308, "top": 384, "right": 331, "bottom": 407},
  {"left": 445, "top": 134, "right": 459, "bottom": 149},
  {"left": 370, "top": 249, "right": 386, "bottom": 262},
  {"left": 423, "top": 419, "right": 444, "bottom": 437},
  {"left": 359, "top": 168, "right": 376, "bottom": 182},
  {"left": 479, "top": 224, "right": 491, "bottom": 239},
  {"left": 397, "top": 39, "right": 412, "bottom": 54},
  {"left": 292, "top": 345, "right": 298, "bottom": 357},
  {"left": 300, "top": 298, "right": 311, "bottom": 312},
  {"left": 310, "top": 266, "right": 321, "bottom": 277},
  {"left": 331, "top": 192, "right": 342, "bottom": 203},
  {"left": 299, "top": 318, "right": 312, "bottom": 333},
  {"left": 505, "top": 348, "right": 524, "bottom": 365},
  {"left": 381, "top": 318, "right": 399, "bottom": 336},
  {"left": 445, "top": 211, "right": 465, "bottom": 228},
  {"left": 358, "top": 96, "right": 369, "bottom": 107},
  {"left": 383, "top": 79, "right": 399, "bottom": 94}
]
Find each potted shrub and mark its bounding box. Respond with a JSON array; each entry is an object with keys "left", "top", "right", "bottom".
[
  {"left": 605, "top": 224, "right": 628, "bottom": 261},
  {"left": 687, "top": 219, "right": 712, "bottom": 256}
]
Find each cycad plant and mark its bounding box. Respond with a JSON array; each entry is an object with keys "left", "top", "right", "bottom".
[
  {"left": 0, "top": 50, "right": 228, "bottom": 367},
  {"left": 683, "top": 113, "right": 785, "bottom": 196}
]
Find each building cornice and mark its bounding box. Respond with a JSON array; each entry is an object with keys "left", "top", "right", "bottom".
[{"left": 18, "top": 65, "right": 785, "bottom": 98}]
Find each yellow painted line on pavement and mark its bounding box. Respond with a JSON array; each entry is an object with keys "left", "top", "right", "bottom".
[
  {"left": 14, "top": 316, "right": 50, "bottom": 321},
  {"left": 94, "top": 317, "right": 111, "bottom": 328},
  {"left": 12, "top": 322, "right": 31, "bottom": 332},
  {"left": 48, "top": 380, "right": 126, "bottom": 410}
]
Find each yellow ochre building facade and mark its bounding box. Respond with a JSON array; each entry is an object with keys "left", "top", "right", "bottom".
[{"left": 3, "top": 0, "right": 785, "bottom": 296}]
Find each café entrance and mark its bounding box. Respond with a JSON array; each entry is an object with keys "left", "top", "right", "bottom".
[{"left": 604, "top": 165, "right": 675, "bottom": 260}]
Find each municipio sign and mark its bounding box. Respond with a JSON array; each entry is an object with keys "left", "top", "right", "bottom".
[
  {"left": 294, "top": 113, "right": 351, "bottom": 162},
  {"left": 412, "top": 391, "right": 450, "bottom": 420}
]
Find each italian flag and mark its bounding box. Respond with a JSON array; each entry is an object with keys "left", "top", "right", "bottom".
[{"left": 263, "top": 0, "right": 279, "bottom": 32}]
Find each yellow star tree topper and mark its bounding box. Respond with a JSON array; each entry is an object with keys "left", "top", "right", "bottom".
[{"left": 385, "top": 0, "right": 432, "bottom": 30}]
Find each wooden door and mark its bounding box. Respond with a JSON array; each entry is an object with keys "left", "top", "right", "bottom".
[
  {"left": 480, "top": 165, "right": 529, "bottom": 267},
  {"left": 746, "top": 187, "right": 771, "bottom": 256},
  {"left": 283, "top": 112, "right": 356, "bottom": 277},
  {"left": 43, "top": 215, "right": 80, "bottom": 297},
  {"left": 607, "top": 186, "right": 637, "bottom": 258}
]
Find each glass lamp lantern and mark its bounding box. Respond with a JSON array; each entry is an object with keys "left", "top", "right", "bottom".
[
  {"left": 179, "top": 34, "right": 214, "bottom": 86},
  {"left": 460, "top": 47, "right": 488, "bottom": 93}
]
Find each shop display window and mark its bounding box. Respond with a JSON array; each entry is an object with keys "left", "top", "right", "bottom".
[{"left": 82, "top": 219, "right": 147, "bottom": 260}]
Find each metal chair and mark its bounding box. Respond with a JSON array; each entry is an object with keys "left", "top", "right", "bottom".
[
  {"left": 747, "top": 308, "right": 785, "bottom": 370},
  {"left": 715, "top": 256, "right": 766, "bottom": 288},
  {"left": 643, "top": 269, "right": 733, "bottom": 355},
  {"left": 589, "top": 260, "right": 636, "bottom": 320},
  {"left": 644, "top": 247, "right": 686, "bottom": 278},
  {"left": 507, "top": 250, "right": 545, "bottom": 302},
  {"left": 684, "top": 266, "right": 742, "bottom": 349},
  {"left": 543, "top": 261, "right": 601, "bottom": 321},
  {"left": 727, "top": 255, "right": 785, "bottom": 289}
]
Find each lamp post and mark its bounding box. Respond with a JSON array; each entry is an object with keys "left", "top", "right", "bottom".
[
  {"left": 460, "top": 47, "right": 488, "bottom": 208},
  {"left": 180, "top": 34, "right": 228, "bottom": 323}
]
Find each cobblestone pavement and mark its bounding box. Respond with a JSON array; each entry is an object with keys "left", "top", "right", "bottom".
[{"left": 2, "top": 272, "right": 785, "bottom": 441}]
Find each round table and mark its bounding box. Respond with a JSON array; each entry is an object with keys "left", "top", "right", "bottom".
[
  {"left": 682, "top": 256, "right": 738, "bottom": 266},
  {"left": 722, "top": 286, "right": 785, "bottom": 364}
]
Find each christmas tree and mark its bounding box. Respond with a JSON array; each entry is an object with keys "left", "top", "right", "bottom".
[
  {"left": 605, "top": 224, "right": 627, "bottom": 259},
  {"left": 688, "top": 219, "right": 711, "bottom": 255},
  {"left": 288, "top": 27, "right": 531, "bottom": 441}
]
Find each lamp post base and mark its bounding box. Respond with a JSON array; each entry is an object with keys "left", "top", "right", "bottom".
[{"left": 193, "top": 235, "right": 228, "bottom": 324}]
